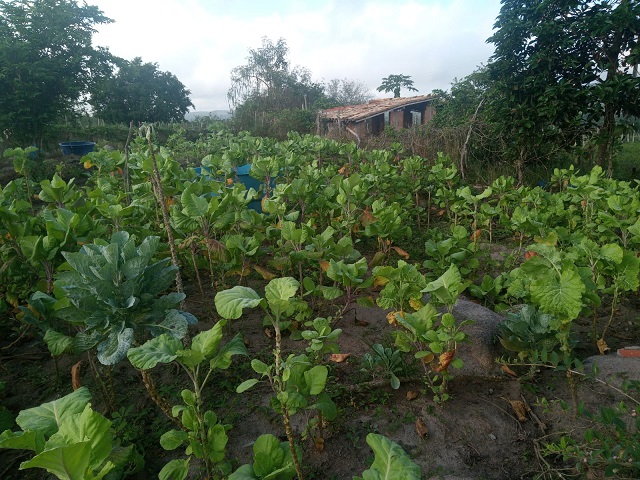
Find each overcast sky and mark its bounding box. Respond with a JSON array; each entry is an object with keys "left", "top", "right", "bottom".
[{"left": 91, "top": 0, "right": 502, "bottom": 112}]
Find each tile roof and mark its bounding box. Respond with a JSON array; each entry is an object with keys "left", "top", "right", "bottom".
[{"left": 319, "top": 95, "right": 436, "bottom": 123}]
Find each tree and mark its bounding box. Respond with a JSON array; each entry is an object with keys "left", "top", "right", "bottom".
[
  {"left": 376, "top": 74, "right": 418, "bottom": 98},
  {"left": 324, "top": 78, "right": 374, "bottom": 106},
  {"left": 487, "top": 0, "right": 640, "bottom": 178},
  {"left": 0, "top": 0, "right": 114, "bottom": 147},
  {"left": 89, "top": 57, "right": 194, "bottom": 124},
  {"left": 228, "top": 37, "right": 324, "bottom": 137}
]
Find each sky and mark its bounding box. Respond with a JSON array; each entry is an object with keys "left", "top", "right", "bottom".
[{"left": 90, "top": 0, "right": 502, "bottom": 112}]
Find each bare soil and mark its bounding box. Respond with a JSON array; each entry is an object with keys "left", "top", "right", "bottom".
[{"left": 2, "top": 281, "right": 638, "bottom": 480}]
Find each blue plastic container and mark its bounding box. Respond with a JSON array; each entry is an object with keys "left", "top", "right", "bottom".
[{"left": 59, "top": 141, "right": 96, "bottom": 156}]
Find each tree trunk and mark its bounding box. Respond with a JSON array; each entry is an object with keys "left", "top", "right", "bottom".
[{"left": 597, "top": 103, "right": 617, "bottom": 177}]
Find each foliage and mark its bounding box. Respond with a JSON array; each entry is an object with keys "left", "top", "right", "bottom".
[
  {"left": 497, "top": 304, "right": 559, "bottom": 361},
  {"left": 324, "top": 78, "right": 375, "bottom": 106},
  {"left": 0, "top": 387, "right": 142, "bottom": 480},
  {"left": 229, "top": 434, "right": 300, "bottom": 480},
  {"left": 486, "top": 0, "right": 640, "bottom": 177},
  {"left": 376, "top": 74, "right": 418, "bottom": 98},
  {"left": 128, "top": 320, "right": 247, "bottom": 479},
  {"left": 362, "top": 343, "right": 408, "bottom": 390},
  {"left": 353, "top": 433, "right": 422, "bottom": 480},
  {"left": 90, "top": 57, "right": 194, "bottom": 124},
  {"left": 228, "top": 37, "right": 324, "bottom": 136},
  {"left": 40, "top": 231, "right": 196, "bottom": 365},
  {"left": 0, "top": 0, "right": 115, "bottom": 147},
  {"left": 543, "top": 395, "right": 640, "bottom": 479}
]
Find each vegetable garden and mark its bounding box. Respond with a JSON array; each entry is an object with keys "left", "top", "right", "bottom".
[{"left": 0, "top": 128, "right": 639, "bottom": 479}]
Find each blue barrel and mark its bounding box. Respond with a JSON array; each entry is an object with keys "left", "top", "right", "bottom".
[{"left": 59, "top": 141, "right": 96, "bottom": 156}]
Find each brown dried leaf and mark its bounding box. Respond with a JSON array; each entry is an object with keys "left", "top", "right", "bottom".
[
  {"left": 328, "top": 353, "right": 351, "bottom": 363},
  {"left": 391, "top": 246, "right": 410, "bottom": 259},
  {"left": 501, "top": 365, "right": 519, "bottom": 377},
  {"left": 71, "top": 361, "right": 82, "bottom": 391},
  {"left": 253, "top": 265, "right": 277, "bottom": 280},
  {"left": 469, "top": 229, "right": 482, "bottom": 242},
  {"left": 386, "top": 311, "right": 398, "bottom": 326},
  {"left": 264, "top": 328, "right": 274, "bottom": 338},
  {"left": 509, "top": 400, "right": 529, "bottom": 422},
  {"left": 319, "top": 260, "right": 330, "bottom": 272},
  {"left": 314, "top": 436, "right": 325, "bottom": 452},
  {"left": 408, "top": 298, "right": 424, "bottom": 311},
  {"left": 432, "top": 350, "right": 456, "bottom": 373},
  {"left": 406, "top": 390, "right": 419, "bottom": 401},
  {"left": 360, "top": 209, "right": 376, "bottom": 226},
  {"left": 597, "top": 338, "right": 610, "bottom": 355},
  {"left": 416, "top": 418, "right": 428, "bottom": 438}
]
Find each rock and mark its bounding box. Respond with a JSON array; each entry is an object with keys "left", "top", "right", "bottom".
[
  {"left": 583, "top": 352, "right": 640, "bottom": 390},
  {"left": 450, "top": 297, "right": 505, "bottom": 379},
  {"left": 353, "top": 296, "right": 507, "bottom": 380}
]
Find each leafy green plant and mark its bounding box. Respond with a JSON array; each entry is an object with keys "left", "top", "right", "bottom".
[
  {"left": 423, "top": 225, "right": 479, "bottom": 282},
  {"left": 372, "top": 260, "right": 427, "bottom": 317},
  {"left": 498, "top": 304, "right": 560, "bottom": 361},
  {"left": 353, "top": 433, "right": 422, "bottom": 480},
  {"left": 215, "top": 277, "right": 307, "bottom": 479},
  {"left": 543, "top": 396, "right": 640, "bottom": 479},
  {"left": 362, "top": 343, "right": 408, "bottom": 390},
  {"left": 0, "top": 387, "right": 142, "bottom": 480},
  {"left": 42, "top": 231, "right": 196, "bottom": 366},
  {"left": 229, "top": 433, "right": 301, "bottom": 480},
  {"left": 391, "top": 265, "right": 471, "bottom": 403},
  {"left": 128, "top": 320, "right": 247, "bottom": 479},
  {"left": 301, "top": 317, "right": 342, "bottom": 365}
]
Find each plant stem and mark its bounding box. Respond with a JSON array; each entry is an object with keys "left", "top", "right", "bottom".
[
  {"left": 144, "top": 128, "right": 185, "bottom": 306},
  {"left": 140, "top": 369, "right": 183, "bottom": 428}
]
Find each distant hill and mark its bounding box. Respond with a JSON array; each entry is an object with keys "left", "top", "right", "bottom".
[{"left": 185, "top": 110, "right": 232, "bottom": 121}]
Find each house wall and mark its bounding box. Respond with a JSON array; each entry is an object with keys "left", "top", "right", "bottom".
[
  {"left": 422, "top": 104, "right": 436, "bottom": 123},
  {"left": 389, "top": 110, "right": 404, "bottom": 128}
]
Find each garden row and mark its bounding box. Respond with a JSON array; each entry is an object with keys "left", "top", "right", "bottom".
[{"left": 1, "top": 128, "right": 639, "bottom": 478}]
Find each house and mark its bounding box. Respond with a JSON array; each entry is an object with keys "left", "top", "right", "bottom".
[{"left": 317, "top": 94, "right": 437, "bottom": 141}]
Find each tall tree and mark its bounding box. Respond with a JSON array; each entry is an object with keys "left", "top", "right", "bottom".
[
  {"left": 0, "top": 0, "right": 114, "bottom": 147},
  {"left": 487, "top": 0, "right": 640, "bottom": 178},
  {"left": 227, "top": 37, "right": 324, "bottom": 137},
  {"left": 89, "top": 57, "right": 194, "bottom": 124},
  {"left": 325, "top": 78, "right": 374, "bottom": 106},
  {"left": 376, "top": 74, "right": 418, "bottom": 98}
]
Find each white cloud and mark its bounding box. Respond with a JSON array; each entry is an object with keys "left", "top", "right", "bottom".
[{"left": 91, "top": 0, "right": 501, "bottom": 111}]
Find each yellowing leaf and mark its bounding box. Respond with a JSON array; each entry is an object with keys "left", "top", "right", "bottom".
[
  {"left": 597, "top": 338, "right": 609, "bottom": 355},
  {"left": 416, "top": 418, "right": 428, "bottom": 438},
  {"left": 253, "top": 265, "right": 277, "bottom": 280},
  {"left": 509, "top": 400, "right": 529, "bottom": 422},
  {"left": 328, "top": 353, "right": 350, "bottom": 363},
  {"left": 391, "top": 246, "right": 410, "bottom": 259},
  {"left": 408, "top": 298, "right": 424, "bottom": 311},
  {"left": 319, "top": 260, "right": 330, "bottom": 272}
]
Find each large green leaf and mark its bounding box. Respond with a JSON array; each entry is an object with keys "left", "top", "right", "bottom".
[
  {"left": 264, "top": 277, "right": 299, "bottom": 316},
  {"left": 159, "top": 458, "right": 190, "bottom": 480},
  {"left": 304, "top": 365, "right": 328, "bottom": 396},
  {"left": 210, "top": 332, "right": 248, "bottom": 370},
  {"left": 253, "top": 434, "right": 285, "bottom": 478},
  {"left": 191, "top": 321, "right": 225, "bottom": 359},
  {"left": 422, "top": 264, "right": 463, "bottom": 306},
  {"left": 44, "top": 330, "right": 74, "bottom": 356},
  {"left": 96, "top": 327, "right": 134, "bottom": 365},
  {"left": 127, "top": 334, "right": 182, "bottom": 370},
  {"left": 229, "top": 464, "right": 258, "bottom": 480},
  {"left": 46, "top": 404, "right": 112, "bottom": 470},
  {"left": 531, "top": 268, "right": 585, "bottom": 321},
  {"left": 360, "top": 433, "right": 422, "bottom": 480},
  {"left": 16, "top": 388, "right": 91, "bottom": 437},
  {"left": 20, "top": 440, "right": 92, "bottom": 480},
  {"left": 159, "top": 429, "right": 189, "bottom": 451},
  {"left": 215, "top": 286, "right": 262, "bottom": 319},
  {"left": 0, "top": 430, "right": 42, "bottom": 453}
]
